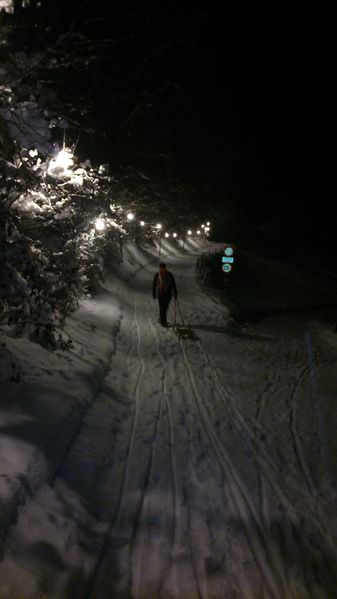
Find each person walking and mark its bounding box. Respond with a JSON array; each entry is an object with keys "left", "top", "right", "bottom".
[{"left": 152, "top": 262, "right": 178, "bottom": 327}]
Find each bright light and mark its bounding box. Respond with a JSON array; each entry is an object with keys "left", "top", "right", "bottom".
[
  {"left": 197, "top": 230, "right": 201, "bottom": 235},
  {"left": 207, "top": 221, "right": 210, "bottom": 226},
  {"left": 95, "top": 218, "right": 106, "bottom": 231},
  {"left": 140, "top": 220, "right": 145, "bottom": 226},
  {"left": 127, "top": 212, "right": 134, "bottom": 221},
  {"left": 172, "top": 232, "right": 177, "bottom": 238},
  {"left": 201, "top": 224, "right": 205, "bottom": 228},
  {"left": 51, "top": 149, "right": 74, "bottom": 171},
  {"left": 165, "top": 232, "right": 170, "bottom": 238},
  {"left": 187, "top": 230, "right": 192, "bottom": 235},
  {"left": 156, "top": 223, "right": 162, "bottom": 230},
  {"left": 0, "top": 1, "right": 14, "bottom": 14}
]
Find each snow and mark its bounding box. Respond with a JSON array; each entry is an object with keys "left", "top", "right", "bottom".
[
  {"left": 11, "top": 192, "right": 44, "bottom": 214},
  {"left": 0, "top": 1, "right": 13, "bottom": 14},
  {"left": 0, "top": 237, "right": 337, "bottom": 598}
]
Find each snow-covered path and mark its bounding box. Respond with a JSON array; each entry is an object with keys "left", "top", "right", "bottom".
[{"left": 0, "top": 240, "right": 336, "bottom": 598}]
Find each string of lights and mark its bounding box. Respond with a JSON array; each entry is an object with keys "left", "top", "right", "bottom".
[
  {"left": 48, "top": 149, "right": 211, "bottom": 239},
  {"left": 95, "top": 214, "right": 211, "bottom": 239}
]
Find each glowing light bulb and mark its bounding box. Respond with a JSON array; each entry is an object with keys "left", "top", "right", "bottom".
[
  {"left": 127, "top": 212, "right": 134, "bottom": 221},
  {"left": 187, "top": 230, "right": 192, "bottom": 235},
  {"left": 95, "top": 218, "right": 105, "bottom": 231},
  {"left": 201, "top": 224, "right": 205, "bottom": 228},
  {"left": 197, "top": 230, "right": 201, "bottom": 235},
  {"left": 140, "top": 220, "right": 145, "bottom": 226},
  {"left": 156, "top": 223, "right": 162, "bottom": 230},
  {"left": 207, "top": 221, "right": 210, "bottom": 226},
  {"left": 54, "top": 149, "right": 73, "bottom": 170},
  {"left": 165, "top": 232, "right": 170, "bottom": 238},
  {"left": 172, "top": 232, "right": 177, "bottom": 238}
]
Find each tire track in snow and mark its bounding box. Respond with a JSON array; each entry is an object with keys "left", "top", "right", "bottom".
[
  {"left": 239, "top": 356, "right": 329, "bottom": 539},
  {"left": 197, "top": 342, "right": 303, "bottom": 490},
  {"left": 148, "top": 317, "right": 178, "bottom": 546},
  {"left": 195, "top": 341, "right": 295, "bottom": 485},
  {"left": 86, "top": 297, "right": 146, "bottom": 598},
  {"left": 201, "top": 357, "right": 303, "bottom": 597},
  {"left": 188, "top": 337, "right": 337, "bottom": 597},
  {"left": 130, "top": 368, "right": 165, "bottom": 599},
  {"left": 284, "top": 358, "right": 334, "bottom": 545},
  {"left": 288, "top": 362, "right": 319, "bottom": 496},
  {"left": 129, "top": 314, "right": 169, "bottom": 599},
  {"left": 87, "top": 298, "right": 175, "bottom": 598},
  {"left": 179, "top": 339, "right": 296, "bottom": 599},
  {"left": 195, "top": 339, "right": 333, "bottom": 546},
  {"left": 147, "top": 311, "right": 205, "bottom": 599}
]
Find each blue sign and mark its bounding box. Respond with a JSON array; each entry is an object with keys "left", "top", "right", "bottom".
[
  {"left": 222, "top": 256, "right": 234, "bottom": 263},
  {"left": 222, "top": 263, "right": 232, "bottom": 273}
]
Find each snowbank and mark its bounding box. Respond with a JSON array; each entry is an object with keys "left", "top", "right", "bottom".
[{"left": 0, "top": 281, "right": 121, "bottom": 545}]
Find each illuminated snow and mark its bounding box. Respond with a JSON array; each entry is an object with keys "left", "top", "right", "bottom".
[
  {"left": 95, "top": 218, "right": 106, "bottom": 231},
  {"left": 48, "top": 149, "right": 74, "bottom": 175},
  {"left": 0, "top": 239, "right": 337, "bottom": 598}
]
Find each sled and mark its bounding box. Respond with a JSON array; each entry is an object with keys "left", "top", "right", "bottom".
[{"left": 172, "top": 299, "right": 198, "bottom": 340}]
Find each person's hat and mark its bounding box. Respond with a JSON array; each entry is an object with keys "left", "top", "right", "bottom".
[{"left": 159, "top": 262, "right": 166, "bottom": 268}]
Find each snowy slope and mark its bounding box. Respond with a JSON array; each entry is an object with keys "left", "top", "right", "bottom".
[{"left": 0, "top": 237, "right": 336, "bottom": 599}]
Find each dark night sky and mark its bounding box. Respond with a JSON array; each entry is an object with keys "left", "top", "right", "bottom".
[
  {"left": 208, "top": 4, "right": 335, "bottom": 223},
  {"left": 206, "top": 4, "right": 334, "bottom": 253}
]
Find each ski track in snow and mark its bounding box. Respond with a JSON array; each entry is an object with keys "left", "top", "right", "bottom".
[
  {"left": 180, "top": 341, "right": 292, "bottom": 599},
  {"left": 0, "top": 240, "right": 336, "bottom": 598}
]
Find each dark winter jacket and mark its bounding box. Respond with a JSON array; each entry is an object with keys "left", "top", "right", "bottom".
[{"left": 152, "top": 270, "right": 177, "bottom": 299}]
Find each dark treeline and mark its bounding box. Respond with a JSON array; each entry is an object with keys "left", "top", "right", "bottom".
[{"left": 2, "top": 1, "right": 336, "bottom": 252}]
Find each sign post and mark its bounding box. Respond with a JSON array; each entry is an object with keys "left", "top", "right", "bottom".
[{"left": 222, "top": 244, "right": 235, "bottom": 274}]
